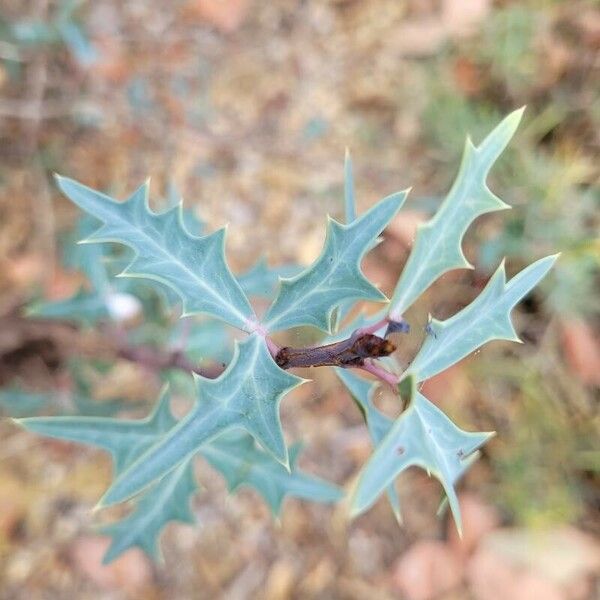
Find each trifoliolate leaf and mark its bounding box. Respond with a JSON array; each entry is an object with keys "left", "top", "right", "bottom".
[
  {"left": 97, "top": 334, "right": 305, "bottom": 508},
  {"left": 388, "top": 108, "right": 525, "bottom": 320},
  {"left": 405, "top": 254, "right": 558, "bottom": 382},
  {"left": 200, "top": 432, "right": 342, "bottom": 515},
  {"left": 351, "top": 379, "right": 493, "bottom": 534},
  {"left": 55, "top": 176, "right": 256, "bottom": 332},
  {"left": 263, "top": 190, "right": 408, "bottom": 333},
  {"left": 335, "top": 369, "right": 401, "bottom": 521}
]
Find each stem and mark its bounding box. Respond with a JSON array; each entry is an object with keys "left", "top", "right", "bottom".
[
  {"left": 274, "top": 333, "right": 396, "bottom": 370},
  {"left": 355, "top": 316, "right": 390, "bottom": 336},
  {"left": 360, "top": 361, "right": 401, "bottom": 388},
  {"left": 23, "top": 315, "right": 402, "bottom": 387},
  {"left": 116, "top": 344, "right": 223, "bottom": 379}
]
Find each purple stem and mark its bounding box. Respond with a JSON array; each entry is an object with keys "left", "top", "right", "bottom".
[{"left": 359, "top": 360, "right": 401, "bottom": 388}]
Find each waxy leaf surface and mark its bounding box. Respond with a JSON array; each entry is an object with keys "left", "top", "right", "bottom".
[
  {"left": 237, "top": 258, "right": 300, "bottom": 299},
  {"left": 28, "top": 288, "right": 109, "bottom": 325},
  {"left": 56, "top": 176, "right": 256, "bottom": 331},
  {"left": 406, "top": 254, "right": 558, "bottom": 382},
  {"left": 335, "top": 369, "right": 401, "bottom": 520},
  {"left": 263, "top": 190, "right": 407, "bottom": 333},
  {"left": 17, "top": 390, "right": 199, "bottom": 563},
  {"left": 351, "top": 382, "right": 493, "bottom": 534},
  {"left": 201, "top": 432, "right": 342, "bottom": 515},
  {"left": 18, "top": 387, "right": 177, "bottom": 476},
  {"left": 389, "top": 108, "right": 524, "bottom": 319},
  {"left": 100, "top": 460, "right": 197, "bottom": 563},
  {"left": 98, "top": 334, "right": 304, "bottom": 507}
]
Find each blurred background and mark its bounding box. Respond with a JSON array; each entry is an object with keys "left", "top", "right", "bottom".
[{"left": 0, "top": 0, "right": 598, "bottom": 598}]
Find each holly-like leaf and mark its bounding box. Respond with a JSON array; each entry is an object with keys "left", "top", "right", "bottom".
[
  {"left": 170, "top": 317, "right": 231, "bottom": 365},
  {"left": 16, "top": 387, "right": 177, "bottom": 475},
  {"left": 16, "top": 390, "right": 198, "bottom": 563},
  {"left": 55, "top": 176, "right": 256, "bottom": 332},
  {"left": 351, "top": 379, "right": 493, "bottom": 533},
  {"left": 97, "top": 335, "right": 305, "bottom": 508},
  {"left": 27, "top": 288, "right": 109, "bottom": 325},
  {"left": 263, "top": 190, "right": 407, "bottom": 333},
  {"left": 405, "top": 254, "right": 558, "bottom": 382},
  {"left": 237, "top": 258, "right": 300, "bottom": 299},
  {"left": 100, "top": 460, "right": 197, "bottom": 564},
  {"left": 335, "top": 369, "right": 401, "bottom": 521},
  {"left": 63, "top": 215, "right": 110, "bottom": 294},
  {"left": 388, "top": 108, "right": 525, "bottom": 320},
  {"left": 200, "top": 431, "right": 342, "bottom": 515}
]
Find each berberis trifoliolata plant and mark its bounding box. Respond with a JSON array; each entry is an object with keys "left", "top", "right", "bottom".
[{"left": 13, "top": 109, "right": 557, "bottom": 564}]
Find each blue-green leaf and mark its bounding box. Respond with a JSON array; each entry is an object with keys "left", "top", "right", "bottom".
[
  {"left": 27, "top": 288, "right": 109, "bottom": 325},
  {"left": 264, "top": 191, "right": 407, "bottom": 333},
  {"left": 0, "top": 389, "right": 49, "bottom": 417},
  {"left": 170, "top": 318, "right": 231, "bottom": 365},
  {"left": 335, "top": 369, "right": 401, "bottom": 521},
  {"left": 406, "top": 254, "right": 558, "bottom": 382},
  {"left": 201, "top": 432, "right": 342, "bottom": 515},
  {"left": 63, "top": 216, "right": 110, "bottom": 294},
  {"left": 97, "top": 335, "right": 304, "bottom": 507},
  {"left": 351, "top": 381, "right": 493, "bottom": 534},
  {"left": 237, "top": 258, "right": 300, "bottom": 299},
  {"left": 16, "top": 388, "right": 176, "bottom": 476},
  {"left": 16, "top": 390, "right": 198, "bottom": 563},
  {"left": 389, "top": 109, "right": 525, "bottom": 320},
  {"left": 55, "top": 176, "right": 256, "bottom": 332},
  {"left": 100, "top": 460, "right": 197, "bottom": 564}
]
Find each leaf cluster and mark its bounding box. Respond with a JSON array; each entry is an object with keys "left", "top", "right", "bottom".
[{"left": 9, "top": 110, "right": 557, "bottom": 562}]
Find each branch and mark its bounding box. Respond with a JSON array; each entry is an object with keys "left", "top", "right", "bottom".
[
  {"left": 274, "top": 333, "right": 396, "bottom": 369},
  {"left": 17, "top": 313, "right": 402, "bottom": 386}
]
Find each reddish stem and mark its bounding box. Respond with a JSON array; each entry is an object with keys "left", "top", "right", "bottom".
[{"left": 360, "top": 360, "right": 401, "bottom": 388}]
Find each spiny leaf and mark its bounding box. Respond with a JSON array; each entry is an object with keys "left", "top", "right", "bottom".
[
  {"left": 63, "top": 215, "right": 110, "bottom": 293},
  {"left": 55, "top": 176, "right": 256, "bottom": 332},
  {"left": 335, "top": 369, "right": 401, "bottom": 521},
  {"left": 17, "top": 388, "right": 176, "bottom": 475},
  {"left": 170, "top": 317, "right": 231, "bottom": 365},
  {"left": 97, "top": 335, "right": 305, "bottom": 508},
  {"left": 389, "top": 108, "right": 525, "bottom": 320},
  {"left": 351, "top": 379, "right": 493, "bottom": 534},
  {"left": 200, "top": 432, "right": 342, "bottom": 515},
  {"left": 27, "top": 288, "right": 109, "bottom": 325},
  {"left": 100, "top": 460, "right": 197, "bottom": 564},
  {"left": 405, "top": 254, "right": 558, "bottom": 382},
  {"left": 17, "top": 390, "right": 198, "bottom": 563},
  {"left": 264, "top": 190, "right": 407, "bottom": 333},
  {"left": 237, "top": 258, "right": 300, "bottom": 299}
]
